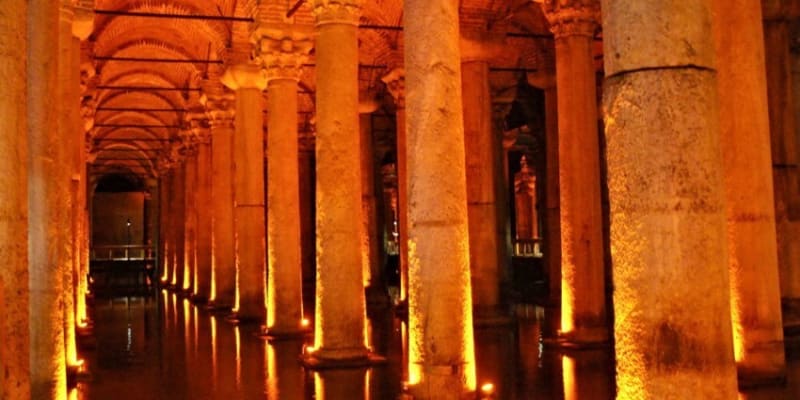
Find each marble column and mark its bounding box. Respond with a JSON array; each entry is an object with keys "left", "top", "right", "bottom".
[
  {"left": 192, "top": 122, "right": 213, "bottom": 302},
  {"left": 29, "top": 0, "right": 67, "bottom": 398},
  {"left": 307, "top": 0, "right": 370, "bottom": 365},
  {"left": 542, "top": 0, "right": 608, "bottom": 346},
  {"left": 221, "top": 63, "right": 267, "bottom": 323},
  {"left": 603, "top": 0, "right": 739, "bottom": 397},
  {"left": 0, "top": 1, "right": 30, "bottom": 398},
  {"left": 713, "top": 0, "right": 786, "bottom": 383},
  {"left": 461, "top": 48, "right": 505, "bottom": 324},
  {"left": 172, "top": 160, "right": 187, "bottom": 289},
  {"left": 182, "top": 143, "right": 198, "bottom": 293},
  {"left": 254, "top": 27, "right": 312, "bottom": 337},
  {"left": 203, "top": 85, "right": 236, "bottom": 309},
  {"left": 404, "top": 0, "right": 477, "bottom": 396},
  {"left": 763, "top": 6, "right": 800, "bottom": 322},
  {"left": 381, "top": 68, "right": 408, "bottom": 302}
]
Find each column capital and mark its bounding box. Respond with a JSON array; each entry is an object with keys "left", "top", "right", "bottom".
[
  {"left": 252, "top": 26, "right": 313, "bottom": 82},
  {"left": 186, "top": 111, "right": 212, "bottom": 144},
  {"left": 72, "top": 5, "right": 94, "bottom": 40},
  {"left": 381, "top": 68, "right": 405, "bottom": 109},
  {"left": 221, "top": 63, "right": 267, "bottom": 91},
  {"left": 541, "top": 0, "right": 600, "bottom": 39},
  {"left": 313, "top": 0, "right": 363, "bottom": 26}
]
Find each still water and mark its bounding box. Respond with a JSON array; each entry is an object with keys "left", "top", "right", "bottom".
[{"left": 72, "top": 292, "right": 800, "bottom": 399}]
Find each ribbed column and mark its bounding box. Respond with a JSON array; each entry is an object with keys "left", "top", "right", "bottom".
[
  {"left": 182, "top": 142, "right": 198, "bottom": 293},
  {"left": 203, "top": 85, "right": 236, "bottom": 309},
  {"left": 253, "top": 25, "right": 312, "bottom": 337},
  {"left": 712, "top": 0, "right": 786, "bottom": 383},
  {"left": 603, "top": 0, "right": 738, "bottom": 397},
  {"left": 381, "top": 68, "right": 408, "bottom": 302},
  {"left": 190, "top": 118, "right": 213, "bottom": 302},
  {"left": 404, "top": 0, "right": 477, "bottom": 396},
  {"left": 307, "top": 0, "right": 370, "bottom": 365},
  {"left": 542, "top": 0, "right": 608, "bottom": 346},
  {"left": 29, "top": 0, "right": 67, "bottom": 397},
  {"left": 0, "top": 1, "right": 30, "bottom": 398},
  {"left": 221, "top": 63, "right": 267, "bottom": 323}
]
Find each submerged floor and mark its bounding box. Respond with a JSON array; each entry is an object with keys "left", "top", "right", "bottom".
[{"left": 71, "top": 291, "right": 800, "bottom": 399}]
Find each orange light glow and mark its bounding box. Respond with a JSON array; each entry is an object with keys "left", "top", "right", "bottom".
[
  {"left": 209, "top": 260, "right": 217, "bottom": 302},
  {"left": 561, "top": 269, "right": 576, "bottom": 334},
  {"left": 480, "top": 383, "right": 495, "bottom": 398},
  {"left": 562, "top": 355, "right": 576, "bottom": 400},
  {"left": 304, "top": 345, "right": 316, "bottom": 354},
  {"left": 234, "top": 326, "right": 242, "bottom": 388},
  {"left": 301, "top": 318, "right": 310, "bottom": 328}
]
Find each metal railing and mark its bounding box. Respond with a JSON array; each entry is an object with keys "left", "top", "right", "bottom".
[{"left": 91, "top": 245, "right": 155, "bottom": 261}]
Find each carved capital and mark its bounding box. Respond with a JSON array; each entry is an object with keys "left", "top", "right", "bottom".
[
  {"left": 221, "top": 63, "right": 267, "bottom": 91},
  {"left": 313, "top": 0, "right": 363, "bottom": 26},
  {"left": 186, "top": 112, "right": 211, "bottom": 144},
  {"left": 80, "top": 96, "right": 97, "bottom": 132},
  {"left": 381, "top": 68, "right": 405, "bottom": 109},
  {"left": 72, "top": 5, "right": 94, "bottom": 40},
  {"left": 541, "top": 0, "right": 600, "bottom": 39},
  {"left": 252, "top": 26, "right": 313, "bottom": 82}
]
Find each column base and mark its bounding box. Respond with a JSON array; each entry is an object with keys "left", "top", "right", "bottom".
[
  {"left": 782, "top": 298, "right": 800, "bottom": 336},
  {"left": 225, "top": 312, "right": 264, "bottom": 326},
  {"left": 204, "top": 301, "right": 234, "bottom": 314},
  {"left": 259, "top": 325, "right": 312, "bottom": 341},
  {"left": 542, "top": 334, "right": 611, "bottom": 350},
  {"left": 300, "top": 348, "right": 386, "bottom": 370}
]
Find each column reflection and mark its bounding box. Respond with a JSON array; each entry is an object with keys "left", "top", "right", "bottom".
[
  {"left": 561, "top": 350, "right": 614, "bottom": 400},
  {"left": 314, "top": 369, "right": 368, "bottom": 400},
  {"left": 266, "top": 340, "right": 305, "bottom": 399}
]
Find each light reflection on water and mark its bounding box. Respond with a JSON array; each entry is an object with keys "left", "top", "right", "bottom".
[{"left": 75, "top": 296, "right": 800, "bottom": 400}]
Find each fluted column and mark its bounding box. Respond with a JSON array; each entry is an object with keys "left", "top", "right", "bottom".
[
  {"left": 221, "top": 63, "right": 267, "bottom": 323},
  {"left": 306, "top": 0, "right": 370, "bottom": 365},
  {"left": 404, "top": 0, "right": 477, "bottom": 396},
  {"left": 381, "top": 68, "right": 408, "bottom": 303},
  {"left": 29, "top": 0, "right": 67, "bottom": 397},
  {"left": 712, "top": 0, "right": 786, "bottom": 383},
  {"left": 253, "top": 25, "right": 312, "bottom": 337},
  {"left": 542, "top": 0, "right": 608, "bottom": 346},
  {"left": 603, "top": 0, "right": 738, "bottom": 397},
  {"left": 203, "top": 84, "right": 236, "bottom": 309},
  {"left": 182, "top": 140, "right": 198, "bottom": 293},
  {"left": 0, "top": 1, "right": 30, "bottom": 398}
]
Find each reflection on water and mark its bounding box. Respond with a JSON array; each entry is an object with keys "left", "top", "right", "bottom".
[{"left": 74, "top": 294, "right": 800, "bottom": 400}]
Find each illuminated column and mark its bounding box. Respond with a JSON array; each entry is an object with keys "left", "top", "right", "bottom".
[
  {"left": 253, "top": 26, "right": 312, "bottom": 337},
  {"left": 763, "top": 5, "right": 800, "bottom": 322},
  {"left": 202, "top": 83, "right": 236, "bottom": 308},
  {"left": 404, "top": 0, "right": 477, "bottom": 396},
  {"left": 359, "top": 104, "right": 385, "bottom": 301},
  {"left": 381, "top": 68, "right": 408, "bottom": 302},
  {"left": 461, "top": 41, "right": 505, "bottom": 323},
  {"left": 0, "top": 1, "right": 31, "bottom": 398},
  {"left": 29, "top": 0, "right": 67, "bottom": 398},
  {"left": 221, "top": 63, "right": 267, "bottom": 323},
  {"left": 78, "top": 57, "right": 96, "bottom": 318},
  {"left": 603, "top": 0, "right": 739, "bottom": 397},
  {"left": 159, "top": 166, "right": 173, "bottom": 284},
  {"left": 172, "top": 159, "right": 187, "bottom": 290},
  {"left": 307, "top": 0, "right": 370, "bottom": 365},
  {"left": 182, "top": 139, "right": 198, "bottom": 293},
  {"left": 298, "top": 142, "right": 315, "bottom": 298},
  {"left": 190, "top": 118, "right": 213, "bottom": 302},
  {"left": 542, "top": 0, "right": 608, "bottom": 346},
  {"left": 712, "top": 0, "right": 786, "bottom": 382}
]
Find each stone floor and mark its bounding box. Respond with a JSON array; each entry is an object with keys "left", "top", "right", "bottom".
[{"left": 70, "top": 291, "right": 800, "bottom": 399}]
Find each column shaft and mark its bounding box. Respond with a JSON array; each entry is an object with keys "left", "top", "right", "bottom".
[
  {"left": 184, "top": 152, "right": 198, "bottom": 292},
  {"left": 405, "top": 0, "right": 477, "bottom": 396},
  {"left": 0, "top": 1, "right": 31, "bottom": 398},
  {"left": 160, "top": 172, "right": 172, "bottom": 284},
  {"left": 233, "top": 86, "right": 266, "bottom": 322},
  {"left": 544, "top": 87, "right": 561, "bottom": 307},
  {"left": 713, "top": 0, "right": 786, "bottom": 381},
  {"left": 603, "top": 0, "right": 738, "bottom": 397},
  {"left": 396, "top": 107, "right": 409, "bottom": 301},
  {"left": 312, "top": 0, "right": 369, "bottom": 361},
  {"left": 72, "top": 35, "right": 88, "bottom": 326},
  {"left": 462, "top": 60, "right": 503, "bottom": 321},
  {"left": 28, "top": 0, "right": 67, "bottom": 397},
  {"left": 211, "top": 120, "right": 236, "bottom": 307},
  {"left": 195, "top": 140, "right": 213, "bottom": 300},
  {"left": 360, "top": 113, "right": 383, "bottom": 295},
  {"left": 173, "top": 163, "right": 186, "bottom": 289}
]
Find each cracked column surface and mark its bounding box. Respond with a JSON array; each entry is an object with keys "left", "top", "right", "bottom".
[
  {"left": 713, "top": 0, "right": 786, "bottom": 383},
  {"left": 602, "top": 0, "right": 738, "bottom": 398},
  {"left": 222, "top": 63, "right": 267, "bottom": 323},
  {"left": 310, "top": 0, "right": 370, "bottom": 363},
  {"left": 0, "top": 1, "right": 31, "bottom": 398},
  {"left": 404, "top": 0, "right": 477, "bottom": 397}
]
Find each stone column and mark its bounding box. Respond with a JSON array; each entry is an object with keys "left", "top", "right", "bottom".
[
  {"left": 159, "top": 167, "right": 172, "bottom": 284},
  {"left": 461, "top": 42, "right": 505, "bottom": 324},
  {"left": 763, "top": 5, "right": 800, "bottom": 324},
  {"left": 78, "top": 61, "right": 95, "bottom": 318},
  {"left": 404, "top": 0, "right": 477, "bottom": 396},
  {"left": 381, "top": 68, "right": 408, "bottom": 302},
  {"left": 712, "top": 0, "right": 786, "bottom": 383},
  {"left": 182, "top": 141, "right": 198, "bottom": 293},
  {"left": 603, "top": 0, "right": 739, "bottom": 397},
  {"left": 298, "top": 144, "right": 315, "bottom": 303},
  {"left": 172, "top": 160, "right": 186, "bottom": 289},
  {"left": 29, "top": 0, "right": 67, "bottom": 398},
  {"left": 191, "top": 118, "right": 213, "bottom": 302},
  {"left": 359, "top": 108, "right": 386, "bottom": 302},
  {"left": 202, "top": 84, "right": 236, "bottom": 309},
  {"left": 0, "top": 1, "right": 30, "bottom": 398},
  {"left": 306, "top": 0, "right": 370, "bottom": 365},
  {"left": 253, "top": 26, "right": 312, "bottom": 337},
  {"left": 542, "top": 0, "right": 608, "bottom": 346},
  {"left": 221, "top": 63, "right": 267, "bottom": 323}
]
